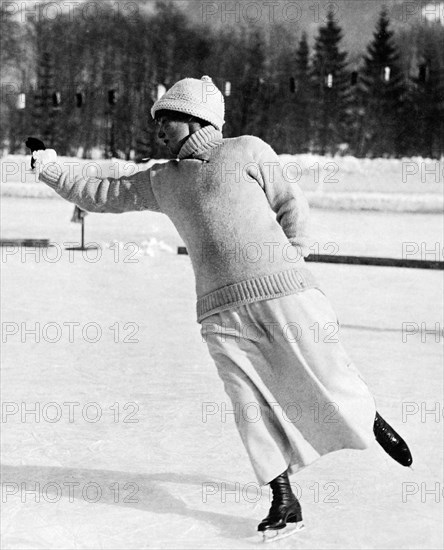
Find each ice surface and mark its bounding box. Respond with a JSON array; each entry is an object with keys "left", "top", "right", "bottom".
[{"left": 1, "top": 198, "right": 443, "bottom": 549}]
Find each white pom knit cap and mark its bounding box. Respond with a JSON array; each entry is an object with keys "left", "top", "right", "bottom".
[{"left": 151, "top": 76, "right": 225, "bottom": 131}]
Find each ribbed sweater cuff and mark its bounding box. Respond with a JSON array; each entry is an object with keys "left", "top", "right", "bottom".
[
  {"left": 196, "top": 267, "right": 320, "bottom": 323},
  {"left": 39, "top": 163, "right": 63, "bottom": 189}
]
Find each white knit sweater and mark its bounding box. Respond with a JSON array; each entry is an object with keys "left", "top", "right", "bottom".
[{"left": 39, "top": 127, "right": 319, "bottom": 321}]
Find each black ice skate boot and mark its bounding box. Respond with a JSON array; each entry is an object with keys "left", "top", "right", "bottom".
[
  {"left": 374, "top": 412, "right": 413, "bottom": 467},
  {"left": 258, "top": 471, "right": 304, "bottom": 542}
]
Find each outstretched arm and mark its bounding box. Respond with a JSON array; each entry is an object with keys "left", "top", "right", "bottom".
[{"left": 34, "top": 150, "right": 162, "bottom": 214}]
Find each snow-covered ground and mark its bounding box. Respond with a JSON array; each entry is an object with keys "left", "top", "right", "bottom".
[
  {"left": 1, "top": 154, "right": 443, "bottom": 212},
  {"left": 1, "top": 196, "right": 443, "bottom": 549}
]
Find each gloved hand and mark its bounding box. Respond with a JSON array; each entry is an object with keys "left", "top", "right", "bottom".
[
  {"left": 31, "top": 149, "right": 59, "bottom": 178},
  {"left": 25, "top": 137, "right": 46, "bottom": 169},
  {"left": 32, "top": 149, "right": 58, "bottom": 176},
  {"left": 25, "top": 137, "right": 58, "bottom": 174}
]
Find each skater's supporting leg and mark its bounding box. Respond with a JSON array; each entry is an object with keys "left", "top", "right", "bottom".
[
  {"left": 258, "top": 470, "right": 303, "bottom": 532},
  {"left": 373, "top": 412, "right": 413, "bottom": 467},
  {"left": 257, "top": 470, "right": 305, "bottom": 542}
]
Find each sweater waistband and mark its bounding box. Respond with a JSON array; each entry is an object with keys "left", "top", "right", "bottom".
[{"left": 196, "top": 267, "right": 320, "bottom": 323}]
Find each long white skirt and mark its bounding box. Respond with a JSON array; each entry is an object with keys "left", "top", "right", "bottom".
[{"left": 201, "top": 288, "right": 376, "bottom": 486}]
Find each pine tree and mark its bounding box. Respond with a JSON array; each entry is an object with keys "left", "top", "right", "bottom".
[
  {"left": 410, "top": 43, "right": 444, "bottom": 158},
  {"left": 310, "top": 10, "right": 351, "bottom": 155},
  {"left": 293, "top": 32, "right": 312, "bottom": 152},
  {"left": 257, "top": 23, "right": 296, "bottom": 151},
  {"left": 358, "top": 9, "right": 406, "bottom": 157},
  {"left": 1, "top": 3, "right": 34, "bottom": 152},
  {"left": 238, "top": 27, "right": 269, "bottom": 138},
  {"left": 32, "top": 50, "right": 59, "bottom": 148}
]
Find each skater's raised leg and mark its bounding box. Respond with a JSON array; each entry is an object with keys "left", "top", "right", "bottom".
[
  {"left": 373, "top": 411, "right": 413, "bottom": 467},
  {"left": 258, "top": 470, "right": 304, "bottom": 542}
]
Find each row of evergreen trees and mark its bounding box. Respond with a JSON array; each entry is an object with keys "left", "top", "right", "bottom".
[
  {"left": 2, "top": 2, "right": 443, "bottom": 158},
  {"left": 304, "top": 10, "right": 443, "bottom": 158},
  {"left": 269, "top": 9, "right": 443, "bottom": 158}
]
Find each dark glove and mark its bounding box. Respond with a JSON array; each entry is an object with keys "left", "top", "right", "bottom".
[{"left": 25, "top": 137, "right": 46, "bottom": 169}]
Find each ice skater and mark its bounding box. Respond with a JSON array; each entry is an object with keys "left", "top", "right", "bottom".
[{"left": 30, "top": 75, "right": 412, "bottom": 542}]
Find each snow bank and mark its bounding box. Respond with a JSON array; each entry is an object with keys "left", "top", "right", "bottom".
[
  {"left": 305, "top": 191, "right": 442, "bottom": 213},
  {"left": 102, "top": 238, "right": 175, "bottom": 257},
  {"left": 279, "top": 154, "right": 443, "bottom": 195},
  {"left": 1, "top": 154, "right": 442, "bottom": 212}
]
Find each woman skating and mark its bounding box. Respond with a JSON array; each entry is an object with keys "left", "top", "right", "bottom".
[{"left": 32, "top": 76, "right": 412, "bottom": 542}]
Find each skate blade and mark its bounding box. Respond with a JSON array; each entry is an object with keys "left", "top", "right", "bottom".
[{"left": 261, "top": 522, "right": 305, "bottom": 543}]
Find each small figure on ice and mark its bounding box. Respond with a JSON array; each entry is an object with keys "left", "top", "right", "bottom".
[{"left": 29, "top": 75, "right": 412, "bottom": 542}]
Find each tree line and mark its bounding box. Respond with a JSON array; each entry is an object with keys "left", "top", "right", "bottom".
[{"left": 1, "top": 1, "right": 443, "bottom": 159}]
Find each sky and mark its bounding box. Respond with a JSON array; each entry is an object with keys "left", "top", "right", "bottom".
[
  {"left": 175, "top": 0, "right": 444, "bottom": 50},
  {"left": 4, "top": 0, "right": 443, "bottom": 64}
]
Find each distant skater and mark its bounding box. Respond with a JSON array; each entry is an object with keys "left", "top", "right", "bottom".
[{"left": 31, "top": 76, "right": 412, "bottom": 541}]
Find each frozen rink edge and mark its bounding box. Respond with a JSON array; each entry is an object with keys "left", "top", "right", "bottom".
[{"left": 1, "top": 181, "right": 442, "bottom": 213}]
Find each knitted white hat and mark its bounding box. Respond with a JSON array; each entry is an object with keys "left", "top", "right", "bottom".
[{"left": 151, "top": 76, "right": 225, "bottom": 131}]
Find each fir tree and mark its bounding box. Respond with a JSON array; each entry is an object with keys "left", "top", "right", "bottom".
[
  {"left": 270, "top": 32, "right": 312, "bottom": 153},
  {"left": 310, "top": 10, "right": 351, "bottom": 155},
  {"left": 410, "top": 43, "right": 444, "bottom": 158},
  {"left": 358, "top": 9, "right": 406, "bottom": 157},
  {"left": 32, "top": 50, "right": 59, "bottom": 148},
  {"left": 261, "top": 23, "right": 299, "bottom": 151},
  {"left": 238, "top": 27, "right": 268, "bottom": 139},
  {"left": 293, "top": 32, "right": 312, "bottom": 152}
]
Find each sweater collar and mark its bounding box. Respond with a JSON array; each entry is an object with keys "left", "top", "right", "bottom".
[{"left": 177, "top": 126, "right": 223, "bottom": 161}]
